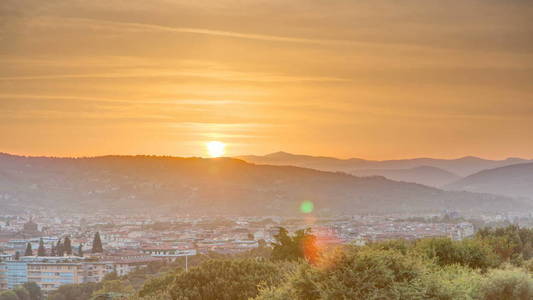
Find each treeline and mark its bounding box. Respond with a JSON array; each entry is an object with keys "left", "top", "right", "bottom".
[
  {"left": 0, "top": 282, "right": 42, "bottom": 300},
  {"left": 17, "top": 232, "right": 104, "bottom": 259},
  {"left": 132, "top": 225, "right": 533, "bottom": 300}
]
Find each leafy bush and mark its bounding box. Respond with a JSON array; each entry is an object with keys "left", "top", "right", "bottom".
[
  {"left": 258, "top": 248, "right": 435, "bottom": 299},
  {"left": 415, "top": 237, "right": 498, "bottom": 270},
  {"left": 136, "top": 259, "right": 285, "bottom": 300},
  {"left": 475, "top": 269, "right": 533, "bottom": 300}
]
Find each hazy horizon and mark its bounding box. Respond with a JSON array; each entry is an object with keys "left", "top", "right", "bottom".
[
  {"left": 2, "top": 0, "right": 533, "bottom": 160},
  {"left": 1, "top": 150, "right": 532, "bottom": 161}
]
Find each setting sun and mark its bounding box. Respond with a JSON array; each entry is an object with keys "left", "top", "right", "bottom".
[{"left": 206, "top": 141, "right": 226, "bottom": 158}]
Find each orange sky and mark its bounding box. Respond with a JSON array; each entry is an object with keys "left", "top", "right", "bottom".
[{"left": 1, "top": 0, "right": 532, "bottom": 159}]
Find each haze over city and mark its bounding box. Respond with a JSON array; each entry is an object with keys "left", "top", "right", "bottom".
[{"left": 2, "top": 1, "right": 533, "bottom": 300}]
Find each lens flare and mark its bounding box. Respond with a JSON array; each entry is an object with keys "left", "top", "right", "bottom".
[{"left": 300, "top": 201, "right": 314, "bottom": 213}]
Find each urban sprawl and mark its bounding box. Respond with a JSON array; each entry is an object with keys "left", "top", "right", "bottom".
[{"left": 0, "top": 211, "right": 527, "bottom": 294}]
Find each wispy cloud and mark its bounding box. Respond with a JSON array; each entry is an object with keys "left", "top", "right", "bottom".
[
  {"left": 0, "top": 70, "right": 349, "bottom": 83},
  {"left": 31, "top": 16, "right": 452, "bottom": 53}
]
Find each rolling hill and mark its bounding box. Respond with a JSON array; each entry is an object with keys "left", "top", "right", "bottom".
[
  {"left": 351, "top": 166, "right": 461, "bottom": 187},
  {"left": 0, "top": 153, "right": 527, "bottom": 215},
  {"left": 446, "top": 162, "right": 533, "bottom": 199},
  {"left": 239, "top": 152, "right": 531, "bottom": 183}
]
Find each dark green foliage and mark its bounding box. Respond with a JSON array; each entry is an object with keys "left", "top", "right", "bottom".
[
  {"left": 415, "top": 237, "right": 498, "bottom": 270},
  {"left": 47, "top": 282, "right": 102, "bottom": 300},
  {"left": 63, "top": 236, "right": 72, "bottom": 255},
  {"left": 22, "top": 282, "right": 43, "bottom": 300},
  {"left": 56, "top": 240, "right": 64, "bottom": 257},
  {"left": 257, "top": 247, "right": 431, "bottom": 300},
  {"left": 37, "top": 238, "right": 46, "bottom": 257},
  {"left": 92, "top": 279, "right": 135, "bottom": 298},
  {"left": 476, "top": 269, "right": 533, "bottom": 300},
  {"left": 138, "top": 271, "right": 180, "bottom": 298},
  {"left": 24, "top": 243, "right": 32, "bottom": 256},
  {"left": 12, "top": 286, "right": 30, "bottom": 300},
  {"left": 165, "top": 259, "right": 284, "bottom": 300},
  {"left": 78, "top": 244, "right": 83, "bottom": 257},
  {"left": 271, "top": 227, "right": 318, "bottom": 263},
  {"left": 476, "top": 225, "right": 533, "bottom": 264},
  {"left": 367, "top": 239, "right": 412, "bottom": 255},
  {"left": 0, "top": 291, "right": 18, "bottom": 300},
  {"left": 92, "top": 232, "right": 103, "bottom": 253}
]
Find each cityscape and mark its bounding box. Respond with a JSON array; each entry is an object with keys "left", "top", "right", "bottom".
[
  {"left": 2, "top": 0, "right": 533, "bottom": 299},
  {"left": 2, "top": 209, "right": 531, "bottom": 294}
]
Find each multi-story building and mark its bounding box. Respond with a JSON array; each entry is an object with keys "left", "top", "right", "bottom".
[
  {"left": 1, "top": 257, "right": 86, "bottom": 291},
  {"left": 84, "top": 262, "right": 115, "bottom": 283},
  {"left": 0, "top": 255, "right": 159, "bottom": 292},
  {"left": 141, "top": 247, "right": 196, "bottom": 260},
  {"left": 27, "top": 261, "right": 86, "bottom": 292}
]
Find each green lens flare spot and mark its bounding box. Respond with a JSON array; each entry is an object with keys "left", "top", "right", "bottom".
[{"left": 300, "top": 201, "right": 314, "bottom": 214}]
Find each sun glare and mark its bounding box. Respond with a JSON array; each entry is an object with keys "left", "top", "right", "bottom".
[{"left": 206, "top": 141, "right": 226, "bottom": 158}]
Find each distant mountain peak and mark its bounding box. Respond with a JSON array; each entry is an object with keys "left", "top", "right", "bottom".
[
  {"left": 457, "top": 156, "right": 484, "bottom": 161},
  {"left": 265, "top": 151, "right": 294, "bottom": 158}
]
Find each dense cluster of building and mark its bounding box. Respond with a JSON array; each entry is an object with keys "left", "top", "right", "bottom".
[{"left": 0, "top": 211, "right": 492, "bottom": 293}]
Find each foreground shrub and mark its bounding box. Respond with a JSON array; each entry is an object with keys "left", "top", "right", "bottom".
[
  {"left": 415, "top": 237, "right": 498, "bottom": 270},
  {"left": 258, "top": 248, "right": 436, "bottom": 299},
  {"left": 135, "top": 259, "right": 285, "bottom": 300},
  {"left": 475, "top": 269, "right": 533, "bottom": 300}
]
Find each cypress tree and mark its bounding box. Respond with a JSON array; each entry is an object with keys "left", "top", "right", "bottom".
[
  {"left": 78, "top": 244, "right": 84, "bottom": 257},
  {"left": 57, "top": 239, "right": 64, "bottom": 257},
  {"left": 92, "top": 232, "right": 103, "bottom": 253},
  {"left": 24, "top": 242, "right": 33, "bottom": 256},
  {"left": 15, "top": 251, "right": 20, "bottom": 260},
  {"left": 64, "top": 236, "right": 72, "bottom": 255},
  {"left": 37, "top": 238, "right": 46, "bottom": 256}
]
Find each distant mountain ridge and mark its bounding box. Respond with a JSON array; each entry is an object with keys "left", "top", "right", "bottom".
[
  {"left": 238, "top": 152, "right": 531, "bottom": 186},
  {"left": 351, "top": 166, "right": 461, "bottom": 188},
  {"left": 446, "top": 162, "right": 533, "bottom": 199},
  {"left": 0, "top": 153, "right": 526, "bottom": 215}
]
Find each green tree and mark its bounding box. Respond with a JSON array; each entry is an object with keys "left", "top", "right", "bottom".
[
  {"left": 78, "top": 244, "right": 84, "bottom": 257},
  {"left": 63, "top": 236, "right": 72, "bottom": 255},
  {"left": 476, "top": 225, "right": 533, "bottom": 264},
  {"left": 138, "top": 271, "right": 181, "bottom": 298},
  {"left": 415, "top": 237, "right": 498, "bottom": 270},
  {"left": 37, "top": 238, "right": 46, "bottom": 257},
  {"left": 56, "top": 239, "right": 64, "bottom": 257},
  {"left": 13, "top": 285, "right": 30, "bottom": 300},
  {"left": 91, "top": 280, "right": 135, "bottom": 299},
  {"left": 0, "top": 291, "right": 18, "bottom": 300},
  {"left": 258, "top": 247, "right": 433, "bottom": 300},
  {"left": 271, "top": 227, "right": 318, "bottom": 264},
  {"left": 92, "top": 232, "right": 103, "bottom": 253},
  {"left": 22, "top": 282, "right": 43, "bottom": 300},
  {"left": 24, "top": 243, "right": 33, "bottom": 256},
  {"left": 161, "top": 259, "right": 284, "bottom": 300},
  {"left": 47, "top": 282, "right": 102, "bottom": 300},
  {"left": 475, "top": 269, "right": 533, "bottom": 300}
]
